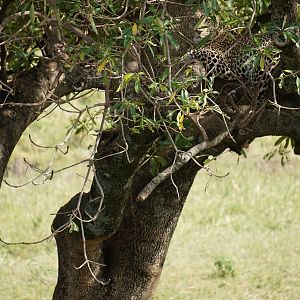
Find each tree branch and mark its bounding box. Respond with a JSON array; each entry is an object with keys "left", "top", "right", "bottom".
[
  {"left": 63, "top": 23, "right": 95, "bottom": 45},
  {"left": 136, "top": 131, "right": 229, "bottom": 202},
  {"left": 137, "top": 104, "right": 300, "bottom": 202}
]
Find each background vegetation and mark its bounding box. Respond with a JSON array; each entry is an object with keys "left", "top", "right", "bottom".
[{"left": 0, "top": 99, "right": 300, "bottom": 300}]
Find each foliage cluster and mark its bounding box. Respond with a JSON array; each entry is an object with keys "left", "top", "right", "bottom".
[{"left": 1, "top": 0, "right": 299, "bottom": 180}]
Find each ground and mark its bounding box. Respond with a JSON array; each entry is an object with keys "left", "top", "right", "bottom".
[{"left": 0, "top": 102, "right": 300, "bottom": 300}]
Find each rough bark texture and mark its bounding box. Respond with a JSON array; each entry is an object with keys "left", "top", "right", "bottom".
[
  {"left": 53, "top": 159, "right": 199, "bottom": 299},
  {"left": 52, "top": 127, "right": 200, "bottom": 299},
  {"left": 0, "top": 60, "right": 62, "bottom": 184},
  {"left": 51, "top": 107, "right": 300, "bottom": 300},
  {"left": 0, "top": 61, "right": 103, "bottom": 185}
]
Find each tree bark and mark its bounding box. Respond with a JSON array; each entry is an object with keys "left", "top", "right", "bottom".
[
  {"left": 0, "top": 61, "right": 103, "bottom": 185},
  {"left": 51, "top": 104, "right": 300, "bottom": 300},
  {"left": 52, "top": 129, "right": 200, "bottom": 299},
  {"left": 53, "top": 167, "right": 200, "bottom": 299},
  {"left": 51, "top": 1, "right": 300, "bottom": 298},
  {"left": 0, "top": 60, "right": 62, "bottom": 184}
]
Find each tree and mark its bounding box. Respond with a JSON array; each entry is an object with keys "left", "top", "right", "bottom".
[{"left": 0, "top": 0, "right": 299, "bottom": 299}]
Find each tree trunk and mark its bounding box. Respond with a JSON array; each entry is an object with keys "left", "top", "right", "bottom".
[
  {"left": 0, "top": 60, "right": 62, "bottom": 184},
  {"left": 51, "top": 103, "right": 300, "bottom": 299},
  {"left": 52, "top": 130, "right": 200, "bottom": 299}
]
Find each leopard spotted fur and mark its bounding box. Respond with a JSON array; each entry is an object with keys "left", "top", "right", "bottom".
[{"left": 185, "top": 31, "right": 281, "bottom": 103}]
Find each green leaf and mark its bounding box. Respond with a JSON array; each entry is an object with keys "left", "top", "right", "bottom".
[
  {"left": 211, "top": 0, "right": 220, "bottom": 10},
  {"left": 155, "top": 155, "right": 168, "bottom": 167},
  {"left": 154, "top": 17, "right": 164, "bottom": 30},
  {"left": 159, "top": 139, "right": 173, "bottom": 147},
  {"left": 252, "top": 56, "right": 260, "bottom": 70},
  {"left": 111, "top": 102, "right": 126, "bottom": 113},
  {"left": 124, "top": 73, "right": 135, "bottom": 83},
  {"left": 283, "top": 30, "right": 299, "bottom": 47},
  {"left": 131, "top": 127, "right": 141, "bottom": 134},
  {"left": 281, "top": 155, "right": 287, "bottom": 166},
  {"left": 123, "top": 26, "right": 133, "bottom": 48},
  {"left": 203, "top": 155, "right": 215, "bottom": 165},
  {"left": 97, "top": 58, "right": 108, "bottom": 74},
  {"left": 116, "top": 73, "right": 135, "bottom": 92},
  {"left": 240, "top": 149, "right": 247, "bottom": 158},
  {"left": 130, "top": 107, "right": 137, "bottom": 122},
  {"left": 21, "top": 2, "right": 30, "bottom": 14},
  {"left": 180, "top": 89, "right": 189, "bottom": 102},
  {"left": 144, "top": 117, "right": 158, "bottom": 131},
  {"left": 69, "top": 221, "right": 79, "bottom": 233},
  {"left": 283, "top": 69, "right": 295, "bottom": 74},
  {"left": 193, "top": 15, "right": 207, "bottom": 30},
  {"left": 253, "top": 36, "right": 262, "bottom": 47},
  {"left": 132, "top": 23, "right": 138, "bottom": 36},
  {"left": 223, "top": 19, "right": 239, "bottom": 25},
  {"left": 296, "top": 77, "right": 300, "bottom": 95},
  {"left": 284, "top": 137, "right": 290, "bottom": 149},
  {"left": 79, "top": 51, "right": 85, "bottom": 61},
  {"left": 291, "top": 138, "right": 295, "bottom": 149},
  {"left": 134, "top": 77, "right": 141, "bottom": 93},
  {"left": 166, "top": 33, "right": 179, "bottom": 50},
  {"left": 263, "top": 150, "right": 276, "bottom": 160},
  {"left": 175, "top": 133, "right": 194, "bottom": 148},
  {"left": 30, "top": 2, "right": 35, "bottom": 24},
  {"left": 202, "top": 1, "right": 209, "bottom": 16},
  {"left": 88, "top": 16, "right": 98, "bottom": 35},
  {"left": 150, "top": 157, "right": 159, "bottom": 176},
  {"left": 259, "top": 55, "right": 265, "bottom": 71}
]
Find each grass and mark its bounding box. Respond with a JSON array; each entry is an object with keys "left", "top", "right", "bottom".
[
  {"left": 1, "top": 103, "right": 300, "bottom": 299},
  {"left": 157, "top": 140, "right": 300, "bottom": 300}
]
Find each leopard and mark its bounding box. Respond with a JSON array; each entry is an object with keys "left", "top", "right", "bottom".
[{"left": 184, "top": 31, "right": 282, "bottom": 107}]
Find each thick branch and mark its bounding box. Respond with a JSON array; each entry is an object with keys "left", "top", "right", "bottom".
[{"left": 0, "top": 60, "right": 63, "bottom": 184}]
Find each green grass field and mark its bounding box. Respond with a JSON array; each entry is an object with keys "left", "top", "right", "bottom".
[{"left": 1, "top": 104, "right": 300, "bottom": 299}]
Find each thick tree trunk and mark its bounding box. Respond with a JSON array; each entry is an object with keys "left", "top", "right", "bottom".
[
  {"left": 52, "top": 129, "right": 200, "bottom": 299},
  {"left": 0, "top": 60, "right": 62, "bottom": 184},
  {"left": 52, "top": 168, "right": 199, "bottom": 299},
  {"left": 52, "top": 104, "right": 300, "bottom": 299}
]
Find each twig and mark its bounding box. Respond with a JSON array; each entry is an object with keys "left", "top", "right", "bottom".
[{"left": 0, "top": 11, "right": 49, "bottom": 34}]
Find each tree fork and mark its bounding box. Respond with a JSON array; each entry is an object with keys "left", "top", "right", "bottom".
[{"left": 52, "top": 129, "right": 200, "bottom": 299}]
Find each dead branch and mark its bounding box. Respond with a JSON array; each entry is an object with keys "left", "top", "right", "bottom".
[{"left": 136, "top": 131, "right": 229, "bottom": 202}]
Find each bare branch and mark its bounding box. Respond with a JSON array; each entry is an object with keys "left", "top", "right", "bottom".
[
  {"left": 136, "top": 131, "right": 229, "bottom": 202},
  {"left": 63, "top": 23, "right": 95, "bottom": 45},
  {"left": 0, "top": 11, "right": 49, "bottom": 34}
]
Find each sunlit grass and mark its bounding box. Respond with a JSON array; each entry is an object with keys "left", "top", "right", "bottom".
[
  {"left": 1, "top": 100, "right": 300, "bottom": 299},
  {"left": 156, "top": 139, "right": 300, "bottom": 300},
  {"left": 0, "top": 95, "right": 98, "bottom": 300}
]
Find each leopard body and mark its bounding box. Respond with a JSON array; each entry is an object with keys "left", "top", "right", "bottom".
[{"left": 186, "top": 31, "right": 281, "bottom": 102}]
